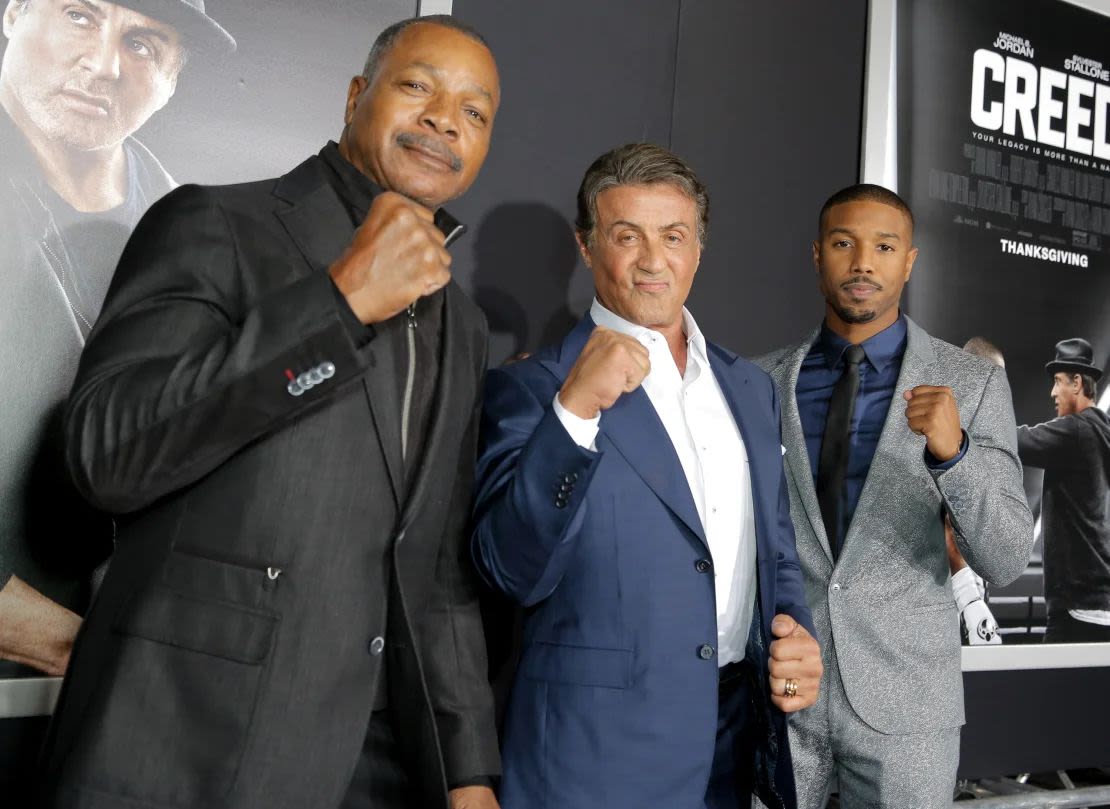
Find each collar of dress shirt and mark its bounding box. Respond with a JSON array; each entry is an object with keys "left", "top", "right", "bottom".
[
  {"left": 815, "top": 312, "right": 907, "bottom": 373},
  {"left": 318, "top": 140, "right": 383, "bottom": 221},
  {"left": 589, "top": 298, "right": 708, "bottom": 365}
]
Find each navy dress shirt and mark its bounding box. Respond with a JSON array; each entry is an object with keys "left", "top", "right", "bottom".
[{"left": 796, "top": 315, "right": 965, "bottom": 553}]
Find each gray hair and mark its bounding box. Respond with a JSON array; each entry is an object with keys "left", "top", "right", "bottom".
[
  {"left": 575, "top": 142, "right": 709, "bottom": 246},
  {"left": 361, "top": 14, "right": 489, "bottom": 82}
]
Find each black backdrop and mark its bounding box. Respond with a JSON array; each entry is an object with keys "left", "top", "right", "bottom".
[{"left": 449, "top": 0, "right": 868, "bottom": 364}]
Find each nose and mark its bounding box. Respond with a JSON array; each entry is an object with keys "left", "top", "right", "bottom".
[
  {"left": 420, "top": 94, "right": 459, "bottom": 140},
  {"left": 849, "top": 246, "right": 873, "bottom": 274},
  {"left": 638, "top": 237, "right": 667, "bottom": 273},
  {"left": 79, "top": 28, "right": 121, "bottom": 82}
]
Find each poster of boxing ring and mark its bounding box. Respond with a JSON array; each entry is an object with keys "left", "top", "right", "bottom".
[{"left": 863, "top": 0, "right": 1110, "bottom": 663}]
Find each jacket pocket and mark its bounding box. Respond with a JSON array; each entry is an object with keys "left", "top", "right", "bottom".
[
  {"left": 521, "top": 641, "right": 632, "bottom": 689},
  {"left": 114, "top": 586, "right": 278, "bottom": 664},
  {"left": 161, "top": 548, "right": 283, "bottom": 610},
  {"left": 70, "top": 588, "right": 278, "bottom": 807}
]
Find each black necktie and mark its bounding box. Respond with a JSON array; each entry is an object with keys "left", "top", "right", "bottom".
[{"left": 817, "top": 344, "right": 866, "bottom": 559}]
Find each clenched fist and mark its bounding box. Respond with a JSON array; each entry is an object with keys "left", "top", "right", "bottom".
[
  {"left": 767, "top": 614, "right": 822, "bottom": 713},
  {"left": 558, "top": 327, "right": 650, "bottom": 419},
  {"left": 903, "top": 385, "right": 963, "bottom": 462},
  {"left": 329, "top": 191, "right": 451, "bottom": 325}
]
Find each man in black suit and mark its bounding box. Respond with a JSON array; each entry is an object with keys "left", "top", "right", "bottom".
[
  {"left": 1018, "top": 338, "right": 1110, "bottom": 644},
  {"left": 40, "top": 15, "right": 501, "bottom": 809}
]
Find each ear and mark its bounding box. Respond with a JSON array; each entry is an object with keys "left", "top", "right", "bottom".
[
  {"left": 811, "top": 240, "right": 820, "bottom": 271},
  {"left": 575, "top": 230, "right": 592, "bottom": 269},
  {"left": 903, "top": 245, "right": 919, "bottom": 282},
  {"left": 344, "top": 75, "right": 368, "bottom": 127},
  {"left": 3, "top": 1, "right": 23, "bottom": 38}
]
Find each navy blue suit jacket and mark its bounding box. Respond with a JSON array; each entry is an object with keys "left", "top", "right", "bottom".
[{"left": 472, "top": 316, "right": 813, "bottom": 809}]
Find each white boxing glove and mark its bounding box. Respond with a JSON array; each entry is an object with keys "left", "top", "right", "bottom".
[{"left": 962, "top": 598, "right": 1002, "bottom": 645}]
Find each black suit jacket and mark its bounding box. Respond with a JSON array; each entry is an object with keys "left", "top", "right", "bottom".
[{"left": 39, "top": 153, "right": 499, "bottom": 809}]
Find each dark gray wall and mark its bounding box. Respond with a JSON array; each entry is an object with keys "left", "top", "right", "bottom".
[{"left": 451, "top": 0, "right": 868, "bottom": 363}]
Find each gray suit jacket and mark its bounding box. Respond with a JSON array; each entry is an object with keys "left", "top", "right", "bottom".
[{"left": 756, "top": 317, "right": 1032, "bottom": 734}]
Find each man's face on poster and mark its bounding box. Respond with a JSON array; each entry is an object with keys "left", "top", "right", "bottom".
[
  {"left": 1, "top": 0, "right": 183, "bottom": 151},
  {"left": 1051, "top": 372, "right": 1082, "bottom": 417}
]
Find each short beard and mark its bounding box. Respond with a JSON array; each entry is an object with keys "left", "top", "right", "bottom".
[{"left": 831, "top": 302, "right": 877, "bottom": 324}]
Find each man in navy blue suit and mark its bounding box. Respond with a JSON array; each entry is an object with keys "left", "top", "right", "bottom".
[{"left": 472, "top": 143, "right": 822, "bottom": 809}]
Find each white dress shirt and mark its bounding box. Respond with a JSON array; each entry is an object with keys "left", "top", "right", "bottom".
[{"left": 553, "top": 299, "right": 757, "bottom": 666}]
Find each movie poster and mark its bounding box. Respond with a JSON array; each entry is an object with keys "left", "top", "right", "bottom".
[
  {"left": 898, "top": 0, "right": 1110, "bottom": 644},
  {"left": 0, "top": 0, "right": 417, "bottom": 788}
]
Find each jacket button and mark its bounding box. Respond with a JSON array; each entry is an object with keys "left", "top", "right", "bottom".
[
  {"left": 831, "top": 583, "right": 841, "bottom": 592},
  {"left": 320, "top": 362, "right": 336, "bottom": 379},
  {"left": 697, "top": 644, "right": 715, "bottom": 660},
  {"left": 695, "top": 559, "right": 712, "bottom": 573},
  {"left": 563, "top": 472, "right": 578, "bottom": 484},
  {"left": 555, "top": 497, "right": 568, "bottom": 509},
  {"left": 369, "top": 636, "right": 385, "bottom": 656}
]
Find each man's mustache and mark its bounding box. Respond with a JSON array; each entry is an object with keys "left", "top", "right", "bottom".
[
  {"left": 841, "top": 277, "right": 882, "bottom": 290},
  {"left": 396, "top": 132, "right": 462, "bottom": 172}
]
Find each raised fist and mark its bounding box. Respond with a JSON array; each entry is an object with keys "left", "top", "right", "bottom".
[
  {"left": 558, "top": 327, "right": 651, "bottom": 419},
  {"left": 329, "top": 191, "right": 452, "bottom": 324}
]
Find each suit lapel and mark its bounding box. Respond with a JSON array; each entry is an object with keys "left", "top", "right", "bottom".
[
  {"left": 274, "top": 168, "right": 356, "bottom": 277},
  {"left": 841, "top": 317, "right": 936, "bottom": 554},
  {"left": 601, "top": 387, "right": 708, "bottom": 549},
  {"left": 773, "top": 329, "right": 832, "bottom": 561},
  {"left": 273, "top": 159, "right": 405, "bottom": 507}
]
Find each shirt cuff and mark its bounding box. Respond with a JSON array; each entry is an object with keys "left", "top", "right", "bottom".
[
  {"left": 924, "top": 430, "right": 968, "bottom": 471},
  {"left": 552, "top": 394, "right": 600, "bottom": 451}
]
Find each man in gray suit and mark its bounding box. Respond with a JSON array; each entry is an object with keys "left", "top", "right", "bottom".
[{"left": 756, "top": 184, "right": 1032, "bottom": 808}]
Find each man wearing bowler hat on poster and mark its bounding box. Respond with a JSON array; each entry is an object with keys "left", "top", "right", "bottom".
[
  {"left": 0, "top": 0, "right": 236, "bottom": 674},
  {"left": 1018, "top": 338, "right": 1110, "bottom": 643},
  {"left": 0, "top": 0, "right": 232, "bottom": 798}
]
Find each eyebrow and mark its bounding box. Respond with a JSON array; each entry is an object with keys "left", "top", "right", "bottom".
[
  {"left": 610, "top": 220, "right": 690, "bottom": 231},
  {"left": 76, "top": 0, "right": 106, "bottom": 20},
  {"left": 827, "top": 226, "right": 902, "bottom": 240},
  {"left": 125, "top": 25, "right": 172, "bottom": 44},
  {"left": 410, "top": 61, "right": 494, "bottom": 102}
]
